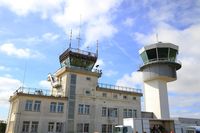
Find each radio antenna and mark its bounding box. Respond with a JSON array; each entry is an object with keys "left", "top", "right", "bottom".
[{"left": 77, "top": 15, "right": 82, "bottom": 50}]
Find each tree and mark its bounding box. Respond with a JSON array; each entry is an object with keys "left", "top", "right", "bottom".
[{"left": 0, "top": 121, "right": 7, "bottom": 133}]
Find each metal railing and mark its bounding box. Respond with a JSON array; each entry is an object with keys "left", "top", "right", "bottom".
[
  {"left": 14, "top": 87, "right": 51, "bottom": 96},
  {"left": 141, "top": 58, "right": 182, "bottom": 67},
  {"left": 68, "top": 47, "right": 97, "bottom": 57},
  {"left": 98, "top": 83, "right": 141, "bottom": 93}
]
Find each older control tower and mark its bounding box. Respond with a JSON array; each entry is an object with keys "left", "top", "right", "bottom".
[{"left": 139, "top": 42, "right": 181, "bottom": 119}]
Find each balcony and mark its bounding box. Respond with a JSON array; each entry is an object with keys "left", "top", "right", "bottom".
[{"left": 97, "top": 83, "right": 142, "bottom": 94}]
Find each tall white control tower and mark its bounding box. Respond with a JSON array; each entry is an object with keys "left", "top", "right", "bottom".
[{"left": 139, "top": 42, "right": 181, "bottom": 119}]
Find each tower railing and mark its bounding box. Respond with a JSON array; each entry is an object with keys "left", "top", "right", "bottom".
[
  {"left": 68, "top": 47, "right": 97, "bottom": 57},
  {"left": 14, "top": 87, "right": 51, "bottom": 96},
  {"left": 142, "top": 58, "right": 182, "bottom": 65},
  {"left": 98, "top": 83, "right": 142, "bottom": 93}
]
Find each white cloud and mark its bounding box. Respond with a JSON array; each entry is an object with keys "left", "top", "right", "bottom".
[
  {"left": 0, "top": 76, "right": 21, "bottom": 105},
  {"left": 39, "top": 80, "right": 51, "bottom": 89},
  {"left": 116, "top": 72, "right": 142, "bottom": 88},
  {"left": 42, "top": 32, "right": 60, "bottom": 41},
  {"left": 52, "top": 0, "right": 121, "bottom": 47},
  {"left": 169, "top": 94, "right": 200, "bottom": 118},
  {"left": 0, "top": 43, "right": 43, "bottom": 59},
  {"left": 123, "top": 17, "right": 135, "bottom": 27},
  {"left": 104, "top": 70, "right": 118, "bottom": 77},
  {"left": 0, "top": 0, "right": 64, "bottom": 18}
]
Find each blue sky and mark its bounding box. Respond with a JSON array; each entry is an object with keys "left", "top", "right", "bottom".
[{"left": 0, "top": 0, "right": 200, "bottom": 120}]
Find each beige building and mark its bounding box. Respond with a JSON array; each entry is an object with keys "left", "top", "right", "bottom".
[{"left": 6, "top": 47, "right": 142, "bottom": 133}]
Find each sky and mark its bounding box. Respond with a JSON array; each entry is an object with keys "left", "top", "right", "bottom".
[{"left": 0, "top": 0, "right": 200, "bottom": 121}]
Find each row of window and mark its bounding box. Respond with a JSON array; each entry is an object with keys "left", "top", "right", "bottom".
[
  {"left": 22, "top": 121, "right": 39, "bottom": 133},
  {"left": 78, "top": 104, "right": 90, "bottom": 115},
  {"left": 25, "top": 100, "right": 64, "bottom": 113},
  {"left": 25, "top": 101, "right": 137, "bottom": 118},
  {"left": 78, "top": 104, "right": 137, "bottom": 118},
  {"left": 77, "top": 123, "right": 115, "bottom": 133},
  {"left": 22, "top": 121, "right": 63, "bottom": 133},
  {"left": 102, "top": 93, "right": 137, "bottom": 100}
]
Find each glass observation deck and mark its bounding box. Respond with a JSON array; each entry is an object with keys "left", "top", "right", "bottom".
[
  {"left": 59, "top": 48, "right": 98, "bottom": 71},
  {"left": 139, "top": 42, "right": 181, "bottom": 70}
]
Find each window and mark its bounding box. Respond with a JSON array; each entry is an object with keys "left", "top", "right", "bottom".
[
  {"left": 31, "top": 121, "right": 38, "bottom": 133},
  {"left": 78, "top": 104, "right": 84, "bottom": 114},
  {"left": 70, "top": 74, "right": 77, "bottom": 84},
  {"left": 102, "top": 124, "right": 107, "bottom": 133},
  {"left": 25, "top": 100, "right": 33, "bottom": 111},
  {"left": 22, "top": 121, "right": 30, "bottom": 132},
  {"left": 33, "top": 101, "right": 41, "bottom": 112},
  {"left": 128, "top": 109, "right": 133, "bottom": 117},
  {"left": 78, "top": 104, "right": 90, "bottom": 115},
  {"left": 123, "top": 95, "right": 127, "bottom": 99},
  {"left": 102, "top": 124, "right": 113, "bottom": 133},
  {"left": 85, "top": 90, "right": 91, "bottom": 95},
  {"left": 86, "top": 77, "right": 91, "bottom": 80},
  {"left": 77, "top": 123, "right": 89, "bottom": 133},
  {"left": 56, "top": 122, "right": 63, "bottom": 132},
  {"left": 57, "top": 102, "right": 64, "bottom": 113},
  {"left": 132, "top": 97, "right": 136, "bottom": 100},
  {"left": 123, "top": 109, "right": 128, "bottom": 118},
  {"left": 133, "top": 109, "right": 137, "bottom": 118},
  {"left": 123, "top": 109, "right": 137, "bottom": 118},
  {"left": 108, "top": 108, "right": 118, "bottom": 117},
  {"left": 102, "top": 93, "right": 107, "bottom": 97},
  {"left": 102, "top": 107, "right": 107, "bottom": 117},
  {"left": 50, "top": 102, "right": 57, "bottom": 112},
  {"left": 48, "top": 122, "right": 54, "bottom": 132},
  {"left": 85, "top": 105, "right": 90, "bottom": 115},
  {"left": 113, "top": 94, "right": 118, "bottom": 99}
]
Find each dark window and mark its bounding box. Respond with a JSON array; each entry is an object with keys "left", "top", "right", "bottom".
[
  {"left": 48, "top": 122, "right": 54, "bottom": 132},
  {"left": 146, "top": 49, "right": 157, "bottom": 61},
  {"left": 158, "top": 48, "right": 169, "bottom": 59},
  {"left": 169, "top": 48, "right": 177, "bottom": 61},
  {"left": 70, "top": 74, "right": 77, "bottom": 84},
  {"left": 31, "top": 121, "right": 38, "bottom": 133},
  {"left": 86, "top": 77, "right": 91, "bottom": 80},
  {"left": 22, "top": 121, "right": 30, "bottom": 132},
  {"left": 56, "top": 122, "right": 63, "bottom": 132}
]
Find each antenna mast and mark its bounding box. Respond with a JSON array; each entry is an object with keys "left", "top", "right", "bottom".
[
  {"left": 156, "top": 33, "right": 159, "bottom": 42},
  {"left": 96, "top": 40, "right": 99, "bottom": 57},
  {"left": 77, "top": 15, "right": 82, "bottom": 50},
  {"left": 69, "top": 29, "right": 72, "bottom": 48}
]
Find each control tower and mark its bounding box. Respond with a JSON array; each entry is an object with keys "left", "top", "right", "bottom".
[{"left": 139, "top": 42, "right": 181, "bottom": 119}]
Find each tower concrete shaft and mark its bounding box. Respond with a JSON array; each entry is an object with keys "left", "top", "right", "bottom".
[{"left": 139, "top": 42, "right": 181, "bottom": 119}]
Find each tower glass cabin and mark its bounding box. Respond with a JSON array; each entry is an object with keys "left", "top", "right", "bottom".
[
  {"left": 59, "top": 48, "right": 98, "bottom": 71},
  {"left": 139, "top": 42, "right": 181, "bottom": 119}
]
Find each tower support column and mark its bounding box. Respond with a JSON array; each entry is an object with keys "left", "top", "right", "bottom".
[{"left": 144, "top": 80, "right": 170, "bottom": 119}]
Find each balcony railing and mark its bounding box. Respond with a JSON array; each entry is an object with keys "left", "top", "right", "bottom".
[
  {"left": 98, "top": 83, "right": 142, "bottom": 93},
  {"left": 14, "top": 87, "right": 51, "bottom": 96},
  {"left": 142, "top": 58, "right": 182, "bottom": 65}
]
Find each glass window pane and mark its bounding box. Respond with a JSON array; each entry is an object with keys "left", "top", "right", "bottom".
[
  {"left": 158, "top": 48, "right": 168, "bottom": 59},
  {"left": 169, "top": 48, "right": 177, "bottom": 61},
  {"left": 146, "top": 49, "right": 157, "bottom": 61},
  {"left": 140, "top": 51, "right": 148, "bottom": 63}
]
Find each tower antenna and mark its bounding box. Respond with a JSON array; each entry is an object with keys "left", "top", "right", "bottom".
[
  {"left": 69, "top": 29, "right": 72, "bottom": 48},
  {"left": 156, "top": 33, "right": 159, "bottom": 43},
  {"left": 96, "top": 40, "right": 99, "bottom": 57},
  {"left": 22, "top": 60, "right": 27, "bottom": 88},
  {"left": 77, "top": 15, "right": 82, "bottom": 50}
]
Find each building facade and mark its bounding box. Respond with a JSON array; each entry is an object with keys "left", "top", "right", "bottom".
[{"left": 6, "top": 47, "right": 142, "bottom": 133}]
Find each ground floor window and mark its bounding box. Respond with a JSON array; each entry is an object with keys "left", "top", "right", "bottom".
[
  {"left": 77, "top": 123, "right": 89, "bottom": 133},
  {"left": 48, "top": 122, "right": 63, "bottom": 133},
  {"left": 31, "top": 121, "right": 39, "bottom": 133},
  {"left": 102, "top": 124, "right": 114, "bottom": 133},
  {"left": 22, "top": 121, "right": 30, "bottom": 133}
]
